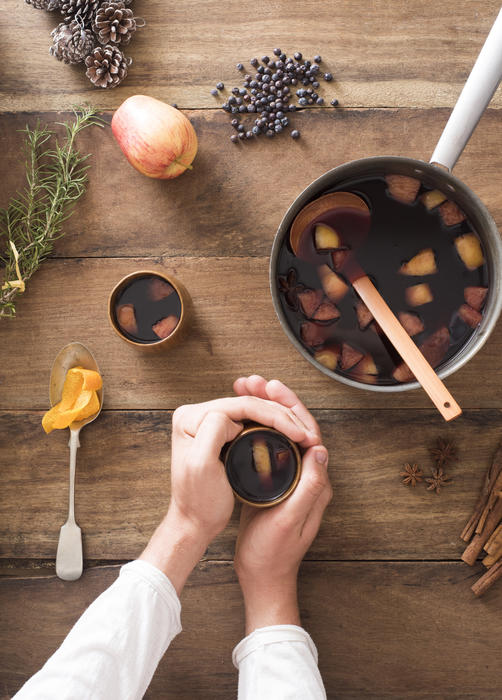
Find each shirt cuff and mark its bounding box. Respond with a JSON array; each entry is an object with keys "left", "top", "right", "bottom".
[
  {"left": 232, "top": 624, "right": 319, "bottom": 669},
  {"left": 120, "top": 559, "right": 182, "bottom": 631}
]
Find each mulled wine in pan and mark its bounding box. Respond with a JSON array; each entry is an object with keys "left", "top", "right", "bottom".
[{"left": 276, "top": 174, "right": 489, "bottom": 386}]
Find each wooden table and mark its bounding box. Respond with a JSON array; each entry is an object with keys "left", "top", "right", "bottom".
[{"left": 2, "top": 1, "right": 502, "bottom": 697}]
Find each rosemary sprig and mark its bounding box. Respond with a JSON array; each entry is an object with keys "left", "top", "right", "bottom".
[{"left": 0, "top": 106, "right": 103, "bottom": 318}]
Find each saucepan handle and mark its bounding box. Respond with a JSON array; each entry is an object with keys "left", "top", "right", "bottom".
[{"left": 430, "top": 7, "right": 502, "bottom": 171}]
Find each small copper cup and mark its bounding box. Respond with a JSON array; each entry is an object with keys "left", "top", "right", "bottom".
[
  {"left": 223, "top": 424, "right": 302, "bottom": 508},
  {"left": 108, "top": 270, "right": 192, "bottom": 351}
]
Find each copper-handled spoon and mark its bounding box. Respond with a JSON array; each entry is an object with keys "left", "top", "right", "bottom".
[
  {"left": 49, "top": 342, "right": 103, "bottom": 580},
  {"left": 290, "top": 192, "right": 462, "bottom": 422}
]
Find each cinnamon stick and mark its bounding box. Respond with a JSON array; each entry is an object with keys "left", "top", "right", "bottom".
[
  {"left": 462, "top": 497, "right": 502, "bottom": 565},
  {"left": 460, "top": 443, "right": 502, "bottom": 542},
  {"left": 471, "top": 559, "right": 502, "bottom": 597},
  {"left": 484, "top": 522, "right": 502, "bottom": 555},
  {"left": 476, "top": 471, "right": 502, "bottom": 535},
  {"left": 482, "top": 543, "right": 502, "bottom": 568}
]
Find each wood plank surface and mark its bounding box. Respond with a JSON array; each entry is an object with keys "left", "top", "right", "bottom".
[
  {"left": 1, "top": 561, "right": 501, "bottom": 699},
  {"left": 1, "top": 409, "right": 500, "bottom": 561},
  {"left": 1, "top": 1, "right": 502, "bottom": 112},
  {"left": 1, "top": 109, "right": 502, "bottom": 259},
  {"left": 1, "top": 256, "right": 502, "bottom": 410}
]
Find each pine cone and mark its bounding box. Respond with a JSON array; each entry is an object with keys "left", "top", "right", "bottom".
[
  {"left": 85, "top": 44, "right": 130, "bottom": 88},
  {"left": 60, "top": 0, "right": 101, "bottom": 23},
  {"left": 25, "top": 0, "right": 63, "bottom": 10},
  {"left": 93, "top": 1, "right": 137, "bottom": 45},
  {"left": 50, "top": 20, "right": 95, "bottom": 64}
]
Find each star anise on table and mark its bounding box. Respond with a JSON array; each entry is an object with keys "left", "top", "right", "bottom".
[
  {"left": 425, "top": 467, "right": 452, "bottom": 494},
  {"left": 400, "top": 463, "right": 423, "bottom": 486},
  {"left": 430, "top": 437, "right": 457, "bottom": 467},
  {"left": 278, "top": 268, "right": 301, "bottom": 310}
]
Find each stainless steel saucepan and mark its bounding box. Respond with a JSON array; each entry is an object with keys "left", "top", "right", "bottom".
[{"left": 270, "top": 8, "right": 502, "bottom": 392}]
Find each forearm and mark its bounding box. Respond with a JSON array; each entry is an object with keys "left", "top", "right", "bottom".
[
  {"left": 139, "top": 506, "right": 210, "bottom": 595},
  {"left": 239, "top": 576, "right": 301, "bottom": 635},
  {"left": 13, "top": 560, "right": 181, "bottom": 700}
]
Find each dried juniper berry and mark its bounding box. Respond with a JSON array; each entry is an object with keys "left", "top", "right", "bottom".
[
  {"left": 216, "top": 82, "right": 224, "bottom": 90},
  {"left": 210, "top": 89, "right": 218, "bottom": 96},
  {"left": 291, "top": 129, "right": 300, "bottom": 139},
  {"left": 262, "top": 55, "right": 270, "bottom": 64},
  {"left": 316, "top": 97, "right": 324, "bottom": 105},
  {"left": 236, "top": 63, "right": 244, "bottom": 71},
  {"left": 250, "top": 58, "right": 259, "bottom": 67},
  {"left": 294, "top": 51, "right": 302, "bottom": 60},
  {"left": 331, "top": 98, "right": 339, "bottom": 106},
  {"left": 314, "top": 55, "right": 322, "bottom": 63},
  {"left": 324, "top": 72, "right": 333, "bottom": 81},
  {"left": 273, "top": 47, "right": 282, "bottom": 56},
  {"left": 230, "top": 134, "right": 238, "bottom": 143}
]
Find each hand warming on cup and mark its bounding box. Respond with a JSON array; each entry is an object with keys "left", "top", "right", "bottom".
[
  {"left": 140, "top": 390, "right": 321, "bottom": 595},
  {"left": 233, "top": 376, "right": 332, "bottom": 634}
]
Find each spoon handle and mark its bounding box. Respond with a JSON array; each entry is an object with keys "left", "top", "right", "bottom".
[
  {"left": 354, "top": 275, "right": 462, "bottom": 421},
  {"left": 68, "top": 428, "right": 80, "bottom": 522}
]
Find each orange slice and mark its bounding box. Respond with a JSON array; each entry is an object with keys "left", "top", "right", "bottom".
[{"left": 42, "top": 367, "right": 102, "bottom": 434}]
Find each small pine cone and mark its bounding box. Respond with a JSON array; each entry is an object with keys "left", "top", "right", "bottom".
[
  {"left": 25, "top": 0, "right": 63, "bottom": 10},
  {"left": 60, "top": 0, "right": 101, "bottom": 23},
  {"left": 50, "top": 20, "right": 95, "bottom": 64},
  {"left": 85, "top": 44, "right": 130, "bottom": 88},
  {"left": 93, "top": 1, "right": 137, "bottom": 45}
]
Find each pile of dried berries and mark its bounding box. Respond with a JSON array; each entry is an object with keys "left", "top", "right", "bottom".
[
  {"left": 400, "top": 437, "right": 456, "bottom": 494},
  {"left": 211, "top": 48, "right": 339, "bottom": 142}
]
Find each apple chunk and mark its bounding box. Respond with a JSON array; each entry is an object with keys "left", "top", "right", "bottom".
[
  {"left": 117, "top": 303, "right": 138, "bottom": 335},
  {"left": 149, "top": 278, "right": 175, "bottom": 301},
  {"left": 405, "top": 283, "right": 434, "bottom": 307},
  {"left": 393, "top": 326, "right": 450, "bottom": 383},
  {"left": 152, "top": 315, "right": 179, "bottom": 339},
  {"left": 455, "top": 233, "right": 484, "bottom": 270},
  {"left": 252, "top": 437, "right": 273, "bottom": 488},
  {"left": 352, "top": 354, "right": 378, "bottom": 384},
  {"left": 464, "top": 286, "right": 488, "bottom": 311},
  {"left": 439, "top": 200, "right": 466, "bottom": 226},
  {"left": 301, "top": 322, "right": 332, "bottom": 347},
  {"left": 314, "top": 345, "right": 340, "bottom": 371},
  {"left": 298, "top": 289, "right": 323, "bottom": 318},
  {"left": 313, "top": 301, "right": 340, "bottom": 321},
  {"left": 421, "top": 189, "right": 447, "bottom": 210},
  {"left": 314, "top": 223, "right": 341, "bottom": 251},
  {"left": 340, "top": 343, "right": 364, "bottom": 370},
  {"left": 399, "top": 248, "right": 437, "bottom": 276},
  {"left": 385, "top": 174, "right": 421, "bottom": 204},
  {"left": 398, "top": 311, "right": 424, "bottom": 337},
  {"left": 458, "top": 304, "right": 482, "bottom": 328},
  {"left": 318, "top": 264, "right": 348, "bottom": 302},
  {"left": 355, "top": 300, "right": 373, "bottom": 330}
]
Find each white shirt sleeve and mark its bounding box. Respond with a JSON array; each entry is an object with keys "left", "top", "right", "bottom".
[
  {"left": 233, "top": 624, "right": 327, "bottom": 700},
  {"left": 13, "top": 560, "right": 182, "bottom": 700}
]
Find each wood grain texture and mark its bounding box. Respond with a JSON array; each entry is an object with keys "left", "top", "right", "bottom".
[
  {"left": 1, "top": 256, "right": 502, "bottom": 411},
  {"left": 1, "top": 109, "right": 502, "bottom": 259},
  {"left": 1, "top": 1, "right": 502, "bottom": 112},
  {"left": 1, "top": 409, "right": 500, "bottom": 561},
  {"left": 1, "top": 561, "right": 501, "bottom": 699}
]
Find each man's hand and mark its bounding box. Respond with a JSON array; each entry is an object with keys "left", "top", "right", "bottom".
[
  {"left": 140, "top": 392, "right": 320, "bottom": 595},
  {"left": 233, "top": 376, "right": 332, "bottom": 634}
]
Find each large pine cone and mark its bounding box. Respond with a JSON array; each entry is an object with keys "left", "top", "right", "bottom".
[
  {"left": 93, "top": 1, "right": 137, "bottom": 45},
  {"left": 85, "top": 44, "right": 130, "bottom": 88},
  {"left": 60, "top": 0, "right": 101, "bottom": 23},
  {"left": 25, "top": 0, "right": 63, "bottom": 10},
  {"left": 50, "top": 20, "right": 95, "bottom": 64}
]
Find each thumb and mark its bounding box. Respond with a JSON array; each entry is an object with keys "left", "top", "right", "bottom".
[{"left": 280, "top": 445, "right": 329, "bottom": 524}]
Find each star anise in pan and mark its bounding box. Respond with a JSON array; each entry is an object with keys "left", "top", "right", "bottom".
[
  {"left": 400, "top": 463, "right": 423, "bottom": 487},
  {"left": 278, "top": 268, "right": 301, "bottom": 310},
  {"left": 430, "top": 437, "right": 457, "bottom": 467},
  {"left": 425, "top": 467, "right": 452, "bottom": 494}
]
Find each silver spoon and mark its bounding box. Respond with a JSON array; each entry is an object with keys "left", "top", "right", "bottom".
[{"left": 49, "top": 342, "right": 103, "bottom": 581}]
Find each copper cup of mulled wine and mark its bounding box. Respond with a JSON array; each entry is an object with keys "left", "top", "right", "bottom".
[
  {"left": 108, "top": 270, "right": 191, "bottom": 350},
  {"left": 223, "top": 424, "right": 302, "bottom": 508}
]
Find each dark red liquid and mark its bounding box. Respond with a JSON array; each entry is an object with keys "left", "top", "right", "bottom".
[
  {"left": 225, "top": 429, "right": 299, "bottom": 504},
  {"left": 114, "top": 275, "right": 181, "bottom": 343},
  {"left": 276, "top": 175, "right": 489, "bottom": 385}
]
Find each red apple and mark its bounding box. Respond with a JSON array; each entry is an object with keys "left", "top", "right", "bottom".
[{"left": 111, "top": 95, "right": 198, "bottom": 179}]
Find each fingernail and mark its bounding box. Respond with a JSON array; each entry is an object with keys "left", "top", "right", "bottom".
[{"left": 315, "top": 446, "right": 328, "bottom": 465}]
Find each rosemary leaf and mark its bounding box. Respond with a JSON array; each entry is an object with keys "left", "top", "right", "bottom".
[{"left": 0, "top": 106, "right": 103, "bottom": 319}]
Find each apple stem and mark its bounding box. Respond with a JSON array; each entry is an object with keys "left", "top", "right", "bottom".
[{"left": 174, "top": 157, "right": 193, "bottom": 171}]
